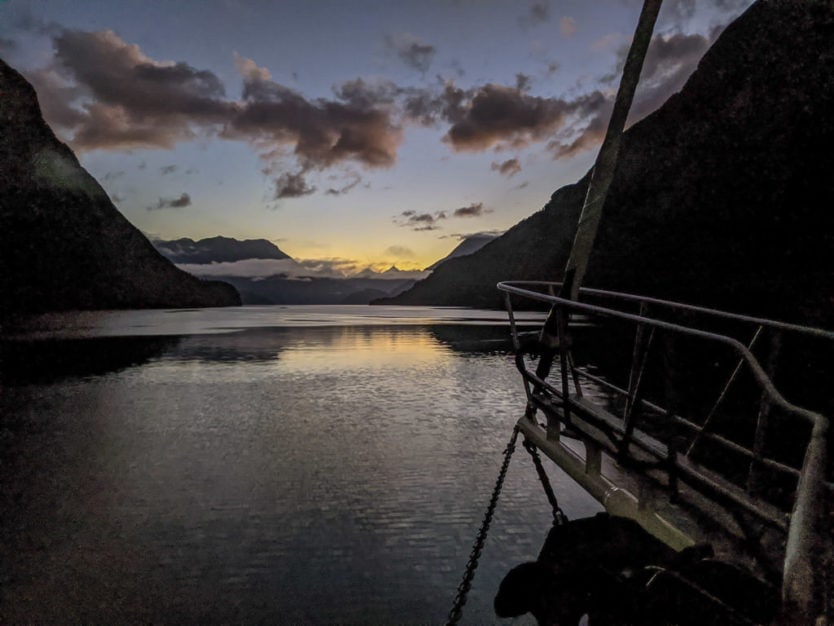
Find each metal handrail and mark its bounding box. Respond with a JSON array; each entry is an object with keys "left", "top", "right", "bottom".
[
  {"left": 498, "top": 280, "right": 831, "bottom": 621},
  {"left": 502, "top": 280, "right": 834, "bottom": 341}
]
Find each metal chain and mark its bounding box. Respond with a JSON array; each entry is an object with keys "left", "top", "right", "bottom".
[
  {"left": 445, "top": 426, "right": 520, "bottom": 626},
  {"left": 523, "top": 439, "right": 568, "bottom": 526}
]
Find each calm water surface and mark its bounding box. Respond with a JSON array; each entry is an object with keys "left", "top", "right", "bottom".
[{"left": 0, "top": 305, "right": 602, "bottom": 624}]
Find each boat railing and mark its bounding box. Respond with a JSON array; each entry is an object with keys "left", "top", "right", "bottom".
[{"left": 497, "top": 280, "right": 831, "bottom": 621}]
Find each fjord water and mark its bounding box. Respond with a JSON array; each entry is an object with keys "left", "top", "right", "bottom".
[{"left": 0, "top": 306, "right": 601, "bottom": 624}]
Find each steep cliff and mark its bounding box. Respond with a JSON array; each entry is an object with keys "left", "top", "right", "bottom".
[
  {"left": 382, "top": 0, "right": 834, "bottom": 326},
  {"left": 0, "top": 59, "right": 240, "bottom": 316}
]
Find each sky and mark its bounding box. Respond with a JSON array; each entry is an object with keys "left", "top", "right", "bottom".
[{"left": 0, "top": 0, "right": 753, "bottom": 276}]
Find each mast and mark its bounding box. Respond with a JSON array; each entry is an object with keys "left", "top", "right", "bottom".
[
  {"left": 535, "top": 0, "right": 662, "bottom": 381},
  {"left": 561, "top": 0, "right": 662, "bottom": 300}
]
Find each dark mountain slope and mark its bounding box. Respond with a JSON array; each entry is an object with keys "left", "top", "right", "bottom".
[
  {"left": 382, "top": 0, "right": 834, "bottom": 326},
  {"left": 0, "top": 59, "right": 240, "bottom": 315}
]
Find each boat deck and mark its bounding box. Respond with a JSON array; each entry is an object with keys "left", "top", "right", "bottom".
[{"left": 498, "top": 281, "right": 833, "bottom": 621}]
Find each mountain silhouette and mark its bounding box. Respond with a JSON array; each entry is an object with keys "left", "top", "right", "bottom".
[
  {"left": 0, "top": 59, "right": 240, "bottom": 316},
  {"left": 380, "top": 0, "right": 834, "bottom": 326}
]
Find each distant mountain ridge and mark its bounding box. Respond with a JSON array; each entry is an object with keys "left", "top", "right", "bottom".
[
  {"left": 153, "top": 236, "right": 424, "bottom": 304},
  {"left": 0, "top": 58, "right": 240, "bottom": 316},
  {"left": 153, "top": 234, "right": 495, "bottom": 305},
  {"left": 380, "top": 0, "right": 834, "bottom": 326},
  {"left": 425, "top": 234, "right": 497, "bottom": 271},
  {"left": 153, "top": 236, "right": 291, "bottom": 264}
]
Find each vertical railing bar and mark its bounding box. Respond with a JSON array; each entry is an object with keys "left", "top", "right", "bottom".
[
  {"left": 625, "top": 302, "right": 650, "bottom": 418},
  {"left": 504, "top": 291, "right": 521, "bottom": 352},
  {"left": 556, "top": 305, "right": 572, "bottom": 425},
  {"left": 568, "top": 351, "right": 584, "bottom": 398},
  {"left": 621, "top": 328, "right": 655, "bottom": 457},
  {"left": 625, "top": 327, "right": 655, "bottom": 424}
]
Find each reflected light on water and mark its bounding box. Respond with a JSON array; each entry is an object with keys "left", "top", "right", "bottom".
[{"left": 0, "top": 307, "right": 598, "bottom": 624}]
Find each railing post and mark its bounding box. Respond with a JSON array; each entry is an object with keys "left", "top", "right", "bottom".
[
  {"left": 781, "top": 414, "right": 829, "bottom": 622},
  {"left": 556, "top": 305, "right": 572, "bottom": 425}
]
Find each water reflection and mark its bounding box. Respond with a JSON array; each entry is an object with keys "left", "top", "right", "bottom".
[
  {"left": 0, "top": 312, "right": 600, "bottom": 624},
  {"left": 0, "top": 335, "right": 181, "bottom": 385}
]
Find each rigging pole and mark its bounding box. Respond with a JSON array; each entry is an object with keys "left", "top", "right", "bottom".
[
  {"left": 536, "top": 0, "right": 662, "bottom": 381},
  {"left": 561, "top": 0, "right": 662, "bottom": 300}
]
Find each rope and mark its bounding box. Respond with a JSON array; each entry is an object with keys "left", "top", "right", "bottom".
[{"left": 445, "top": 426, "right": 520, "bottom": 626}]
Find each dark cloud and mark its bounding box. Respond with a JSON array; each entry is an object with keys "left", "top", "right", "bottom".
[
  {"left": 515, "top": 73, "right": 532, "bottom": 92},
  {"left": 453, "top": 202, "right": 487, "bottom": 218},
  {"left": 491, "top": 158, "right": 522, "bottom": 178},
  {"left": 24, "top": 67, "right": 87, "bottom": 129},
  {"left": 160, "top": 164, "right": 177, "bottom": 175},
  {"left": 44, "top": 29, "right": 233, "bottom": 150},
  {"left": 443, "top": 83, "right": 609, "bottom": 153},
  {"left": 530, "top": 1, "right": 550, "bottom": 23},
  {"left": 385, "top": 32, "right": 436, "bottom": 73},
  {"left": 325, "top": 173, "right": 362, "bottom": 196},
  {"left": 24, "top": 31, "right": 401, "bottom": 185},
  {"left": 148, "top": 192, "right": 191, "bottom": 210},
  {"left": 274, "top": 172, "right": 316, "bottom": 199},
  {"left": 396, "top": 209, "right": 447, "bottom": 231},
  {"left": 547, "top": 92, "right": 611, "bottom": 159},
  {"left": 384, "top": 245, "right": 415, "bottom": 258},
  {"left": 334, "top": 77, "right": 400, "bottom": 108},
  {"left": 230, "top": 53, "right": 402, "bottom": 171}
]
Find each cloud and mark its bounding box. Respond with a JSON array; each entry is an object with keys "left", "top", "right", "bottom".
[
  {"left": 547, "top": 92, "right": 611, "bottom": 158},
  {"left": 160, "top": 164, "right": 177, "bottom": 175},
  {"left": 325, "top": 173, "right": 362, "bottom": 196},
  {"left": 23, "top": 30, "right": 402, "bottom": 191},
  {"left": 559, "top": 16, "right": 577, "bottom": 37},
  {"left": 384, "top": 245, "right": 416, "bottom": 258},
  {"left": 515, "top": 73, "right": 532, "bottom": 92},
  {"left": 491, "top": 158, "right": 521, "bottom": 178},
  {"left": 453, "top": 202, "right": 487, "bottom": 218},
  {"left": 274, "top": 171, "right": 316, "bottom": 199},
  {"left": 441, "top": 229, "right": 505, "bottom": 240},
  {"left": 177, "top": 258, "right": 300, "bottom": 278},
  {"left": 395, "top": 209, "right": 448, "bottom": 231},
  {"left": 531, "top": 1, "right": 549, "bottom": 22},
  {"left": 442, "top": 82, "right": 609, "bottom": 153},
  {"left": 148, "top": 192, "right": 191, "bottom": 210},
  {"left": 385, "top": 32, "right": 436, "bottom": 73},
  {"left": 230, "top": 53, "right": 403, "bottom": 171},
  {"left": 628, "top": 32, "right": 711, "bottom": 120},
  {"left": 42, "top": 29, "right": 233, "bottom": 151}
]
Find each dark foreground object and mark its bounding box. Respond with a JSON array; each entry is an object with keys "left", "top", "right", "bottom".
[{"left": 495, "top": 513, "right": 778, "bottom": 625}]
